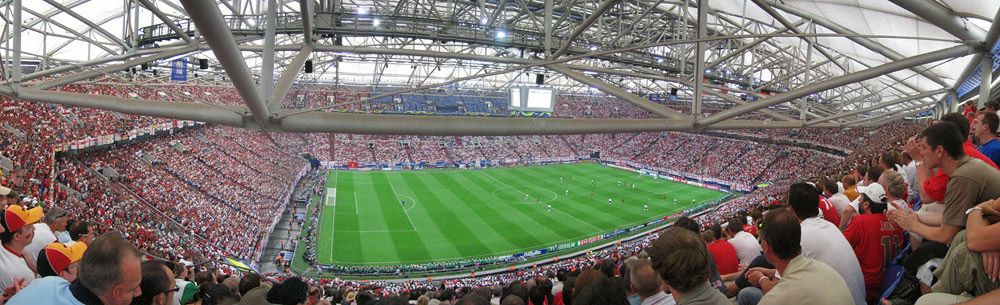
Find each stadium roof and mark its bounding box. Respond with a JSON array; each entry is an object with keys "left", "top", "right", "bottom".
[{"left": 0, "top": 0, "right": 999, "bottom": 135}]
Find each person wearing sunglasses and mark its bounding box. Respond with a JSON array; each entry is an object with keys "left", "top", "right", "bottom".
[{"left": 132, "top": 260, "right": 178, "bottom": 305}]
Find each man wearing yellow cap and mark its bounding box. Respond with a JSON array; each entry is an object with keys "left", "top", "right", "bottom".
[
  {"left": 0, "top": 205, "right": 43, "bottom": 289},
  {"left": 37, "top": 242, "right": 87, "bottom": 282}
]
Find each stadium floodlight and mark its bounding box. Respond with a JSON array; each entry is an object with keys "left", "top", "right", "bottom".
[
  {"left": 481, "top": 17, "right": 488, "bottom": 25},
  {"left": 358, "top": 7, "right": 368, "bottom": 15},
  {"left": 373, "top": 18, "right": 381, "bottom": 27},
  {"left": 590, "top": 46, "right": 598, "bottom": 51},
  {"left": 656, "top": 58, "right": 664, "bottom": 63},
  {"left": 496, "top": 30, "right": 506, "bottom": 38}
]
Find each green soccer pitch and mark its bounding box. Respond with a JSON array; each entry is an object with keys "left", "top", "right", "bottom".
[{"left": 314, "top": 162, "right": 727, "bottom": 266}]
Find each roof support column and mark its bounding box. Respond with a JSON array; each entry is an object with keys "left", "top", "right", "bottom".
[
  {"left": 950, "top": 91, "right": 959, "bottom": 113},
  {"left": 262, "top": 0, "right": 277, "bottom": 106},
  {"left": 11, "top": 0, "right": 21, "bottom": 88},
  {"left": 980, "top": 54, "right": 993, "bottom": 108},
  {"left": 543, "top": 0, "right": 552, "bottom": 57},
  {"left": 181, "top": 0, "right": 271, "bottom": 127},
  {"left": 692, "top": 0, "right": 707, "bottom": 116},
  {"left": 801, "top": 22, "right": 814, "bottom": 120}
]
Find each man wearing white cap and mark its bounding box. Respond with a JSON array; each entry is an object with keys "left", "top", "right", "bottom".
[{"left": 842, "top": 181, "right": 904, "bottom": 304}]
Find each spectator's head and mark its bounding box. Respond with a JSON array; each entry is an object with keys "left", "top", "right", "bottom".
[
  {"left": 79, "top": 231, "right": 143, "bottom": 305},
  {"left": 1, "top": 187, "right": 17, "bottom": 207},
  {"left": 988, "top": 100, "right": 1000, "bottom": 112},
  {"left": 453, "top": 295, "right": 488, "bottom": 305},
  {"left": 710, "top": 223, "right": 723, "bottom": 240},
  {"left": 725, "top": 216, "right": 745, "bottom": 237},
  {"left": 760, "top": 208, "right": 801, "bottom": 264},
  {"left": 131, "top": 261, "right": 176, "bottom": 305},
  {"left": 672, "top": 216, "right": 699, "bottom": 233},
  {"left": 921, "top": 122, "right": 965, "bottom": 168},
  {"left": 820, "top": 179, "right": 839, "bottom": 196},
  {"left": 866, "top": 167, "right": 884, "bottom": 185},
  {"left": 787, "top": 183, "right": 818, "bottom": 220},
  {"left": 43, "top": 207, "right": 70, "bottom": 232},
  {"left": 238, "top": 272, "right": 263, "bottom": 296},
  {"left": 69, "top": 220, "right": 96, "bottom": 245},
  {"left": 500, "top": 295, "right": 525, "bottom": 305},
  {"left": 562, "top": 276, "right": 576, "bottom": 305},
  {"left": 195, "top": 271, "right": 216, "bottom": 287},
  {"left": 266, "top": 277, "right": 309, "bottom": 305},
  {"left": 172, "top": 261, "right": 188, "bottom": 279},
  {"left": 528, "top": 286, "right": 547, "bottom": 305},
  {"left": 597, "top": 259, "right": 616, "bottom": 278},
  {"left": 199, "top": 283, "right": 237, "bottom": 305},
  {"left": 878, "top": 169, "right": 906, "bottom": 202},
  {"left": 572, "top": 270, "right": 605, "bottom": 296},
  {"left": 842, "top": 175, "right": 856, "bottom": 188},
  {"left": 879, "top": 151, "right": 902, "bottom": 171},
  {"left": 854, "top": 164, "right": 868, "bottom": 182},
  {"left": 700, "top": 230, "right": 715, "bottom": 244},
  {"left": 902, "top": 151, "right": 913, "bottom": 163},
  {"left": 0, "top": 205, "right": 42, "bottom": 247},
  {"left": 629, "top": 259, "right": 660, "bottom": 298},
  {"left": 647, "top": 227, "right": 710, "bottom": 294},
  {"left": 572, "top": 277, "right": 629, "bottom": 305},
  {"left": 941, "top": 112, "right": 973, "bottom": 140},
  {"left": 974, "top": 111, "right": 1000, "bottom": 140},
  {"left": 858, "top": 182, "right": 888, "bottom": 214},
  {"left": 222, "top": 275, "right": 240, "bottom": 296},
  {"left": 619, "top": 256, "right": 638, "bottom": 291},
  {"left": 37, "top": 242, "right": 87, "bottom": 282}
]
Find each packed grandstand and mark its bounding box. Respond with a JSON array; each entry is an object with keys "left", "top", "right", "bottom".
[
  {"left": 0, "top": 82, "right": 954, "bottom": 304},
  {"left": 3, "top": 0, "right": 1000, "bottom": 304}
]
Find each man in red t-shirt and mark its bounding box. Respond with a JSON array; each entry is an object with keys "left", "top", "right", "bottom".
[
  {"left": 704, "top": 226, "right": 740, "bottom": 276},
  {"left": 844, "top": 182, "right": 904, "bottom": 303},
  {"left": 913, "top": 113, "right": 999, "bottom": 203}
]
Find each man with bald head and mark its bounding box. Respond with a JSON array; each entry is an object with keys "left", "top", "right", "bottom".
[{"left": 629, "top": 258, "right": 673, "bottom": 305}]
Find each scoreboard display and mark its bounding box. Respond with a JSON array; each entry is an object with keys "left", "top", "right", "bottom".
[{"left": 509, "top": 87, "right": 555, "bottom": 112}]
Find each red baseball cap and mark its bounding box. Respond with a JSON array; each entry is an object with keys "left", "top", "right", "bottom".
[{"left": 1, "top": 205, "right": 43, "bottom": 232}]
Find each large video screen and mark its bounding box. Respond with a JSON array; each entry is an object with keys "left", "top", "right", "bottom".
[{"left": 509, "top": 87, "right": 554, "bottom": 112}]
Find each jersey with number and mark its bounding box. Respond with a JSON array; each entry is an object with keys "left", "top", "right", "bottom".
[
  {"left": 819, "top": 196, "right": 841, "bottom": 226},
  {"left": 842, "top": 213, "right": 903, "bottom": 298}
]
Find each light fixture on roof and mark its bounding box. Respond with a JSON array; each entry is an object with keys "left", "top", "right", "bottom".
[
  {"left": 590, "top": 46, "right": 598, "bottom": 51},
  {"left": 481, "top": 17, "right": 488, "bottom": 25},
  {"left": 496, "top": 30, "right": 506, "bottom": 38},
  {"left": 358, "top": 7, "right": 368, "bottom": 15},
  {"left": 373, "top": 18, "right": 381, "bottom": 27},
  {"left": 656, "top": 58, "right": 663, "bottom": 63}
]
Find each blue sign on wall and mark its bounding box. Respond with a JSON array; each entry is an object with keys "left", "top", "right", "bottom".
[{"left": 171, "top": 58, "right": 187, "bottom": 81}]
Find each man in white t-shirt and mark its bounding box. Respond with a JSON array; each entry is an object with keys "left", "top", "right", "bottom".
[
  {"left": 900, "top": 152, "right": 919, "bottom": 204},
  {"left": 0, "top": 205, "right": 43, "bottom": 289},
  {"left": 787, "top": 183, "right": 868, "bottom": 305},
  {"left": 24, "top": 207, "right": 69, "bottom": 262},
  {"left": 821, "top": 180, "right": 851, "bottom": 216},
  {"left": 726, "top": 216, "right": 762, "bottom": 266}
]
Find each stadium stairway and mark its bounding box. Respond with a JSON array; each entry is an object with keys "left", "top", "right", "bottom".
[
  {"left": 559, "top": 135, "right": 580, "bottom": 156},
  {"left": 260, "top": 202, "right": 304, "bottom": 274},
  {"left": 632, "top": 136, "right": 660, "bottom": 160},
  {"left": 751, "top": 155, "right": 785, "bottom": 185}
]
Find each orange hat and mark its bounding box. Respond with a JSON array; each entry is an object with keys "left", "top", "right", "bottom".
[
  {"left": 1, "top": 205, "right": 43, "bottom": 233},
  {"left": 37, "top": 242, "right": 87, "bottom": 276}
]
